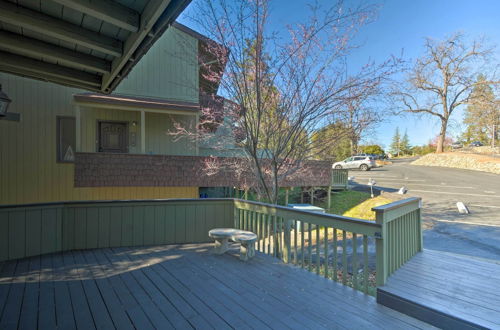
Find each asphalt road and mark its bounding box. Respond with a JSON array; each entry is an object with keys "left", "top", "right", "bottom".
[{"left": 351, "top": 158, "right": 500, "bottom": 261}]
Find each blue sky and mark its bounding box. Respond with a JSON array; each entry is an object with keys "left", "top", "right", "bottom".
[{"left": 178, "top": 0, "right": 500, "bottom": 148}]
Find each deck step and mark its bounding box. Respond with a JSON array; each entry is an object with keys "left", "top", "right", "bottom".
[{"left": 377, "top": 249, "right": 500, "bottom": 330}]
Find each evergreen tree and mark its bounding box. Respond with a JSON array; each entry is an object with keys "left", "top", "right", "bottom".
[
  {"left": 390, "top": 127, "right": 401, "bottom": 156},
  {"left": 463, "top": 74, "right": 499, "bottom": 147},
  {"left": 400, "top": 130, "right": 410, "bottom": 155}
]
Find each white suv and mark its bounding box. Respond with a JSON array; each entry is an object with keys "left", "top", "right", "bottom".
[{"left": 332, "top": 156, "right": 376, "bottom": 171}]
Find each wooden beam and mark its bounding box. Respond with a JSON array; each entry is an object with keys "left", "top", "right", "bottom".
[
  {"left": 0, "top": 65, "right": 100, "bottom": 92},
  {"left": 101, "top": 0, "right": 172, "bottom": 92},
  {"left": 0, "top": 51, "right": 101, "bottom": 87},
  {"left": 0, "top": 0, "right": 123, "bottom": 57},
  {"left": 0, "top": 30, "right": 110, "bottom": 74},
  {"left": 50, "top": 0, "right": 140, "bottom": 32}
]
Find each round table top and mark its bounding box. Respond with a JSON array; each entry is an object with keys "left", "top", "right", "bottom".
[{"left": 209, "top": 228, "right": 257, "bottom": 242}]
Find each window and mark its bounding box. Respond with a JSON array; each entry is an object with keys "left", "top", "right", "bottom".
[{"left": 57, "top": 116, "right": 76, "bottom": 163}]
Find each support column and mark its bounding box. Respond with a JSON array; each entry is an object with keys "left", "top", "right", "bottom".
[
  {"left": 310, "top": 188, "right": 314, "bottom": 205},
  {"left": 285, "top": 188, "right": 289, "bottom": 206},
  {"left": 75, "top": 105, "right": 81, "bottom": 152},
  {"left": 140, "top": 110, "right": 146, "bottom": 154}
]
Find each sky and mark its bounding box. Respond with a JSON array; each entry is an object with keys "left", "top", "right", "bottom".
[{"left": 178, "top": 0, "right": 500, "bottom": 148}]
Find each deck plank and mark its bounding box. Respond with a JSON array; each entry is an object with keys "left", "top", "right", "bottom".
[
  {"left": 61, "top": 252, "right": 96, "bottom": 330},
  {"left": 0, "top": 259, "right": 27, "bottom": 330},
  {"left": 82, "top": 250, "right": 134, "bottom": 330},
  {"left": 378, "top": 249, "right": 500, "bottom": 329},
  {"left": 18, "top": 256, "right": 40, "bottom": 330},
  {"left": 71, "top": 251, "right": 116, "bottom": 330},
  {"left": 38, "top": 254, "right": 57, "bottom": 330},
  {"left": 0, "top": 244, "right": 437, "bottom": 329},
  {"left": 114, "top": 248, "right": 194, "bottom": 329}
]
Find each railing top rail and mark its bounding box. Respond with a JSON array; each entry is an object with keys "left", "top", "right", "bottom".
[
  {"left": 0, "top": 198, "right": 234, "bottom": 209},
  {"left": 371, "top": 197, "right": 421, "bottom": 213},
  {"left": 234, "top": 199, "right": 381, "bottom": 229}
]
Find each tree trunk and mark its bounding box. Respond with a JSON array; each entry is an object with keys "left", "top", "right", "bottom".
[
  {"left": 436, "top": 119, "right": 448, "bottom": 153},
  {"left": 491, "top": 124, "right": 496, "bottom": 148}
]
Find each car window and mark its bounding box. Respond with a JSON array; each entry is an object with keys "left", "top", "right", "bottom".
[
  {"left": 354, "top": 157, "right": 363, "bottom": 161},
  {"left": 345, "top": 157, "right": 353, "bottom": 162}
]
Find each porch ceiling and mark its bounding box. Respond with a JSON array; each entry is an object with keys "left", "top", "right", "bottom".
[
  {"left": 73, "top": 92, "right": 199, "bottom": 114},
  {"left": 0, "top": 0, "right": 191, "bottom": 93}
]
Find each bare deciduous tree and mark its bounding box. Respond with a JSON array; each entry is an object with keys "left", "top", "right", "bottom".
[
  {"left": 173, "top": 0, "right": 400, "bottom": 203},
  {"left": 391, "top": 33, "right": 498, "bottom": 153}
]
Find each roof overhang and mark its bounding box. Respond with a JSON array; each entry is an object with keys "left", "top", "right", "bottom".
[
  {"left": 0, "top": 0, "right": 191, "bottom": 93},
  {"left": 74, "top": 93, "right": 199, "bottom": 115}
]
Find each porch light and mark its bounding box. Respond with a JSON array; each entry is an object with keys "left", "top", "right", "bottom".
[{"left": 0, "top": 84, "right": 12, "bottom": 116}]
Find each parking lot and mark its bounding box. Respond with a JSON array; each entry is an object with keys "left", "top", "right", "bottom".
[{"left": 352, "top": 158, "right": 500, "bottom": 261}]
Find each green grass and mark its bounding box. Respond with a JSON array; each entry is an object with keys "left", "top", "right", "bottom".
[
  {"left": 318, "top": 190, "right": 394, "bottom": 220},
  {"left": 319, "top": 190, "right": 371, "bottom": 215}
]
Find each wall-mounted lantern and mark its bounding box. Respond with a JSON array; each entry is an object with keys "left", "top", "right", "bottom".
[{"left": 0, "top": 84, "right": 20, "bottom": 121}]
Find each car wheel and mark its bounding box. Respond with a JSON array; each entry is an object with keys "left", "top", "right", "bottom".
[
  {"left": 334, "top": 165, "right": 343, "bottom": 169},
  {"left": 359, "top": 164, "right": 368, "bottom": 171}
]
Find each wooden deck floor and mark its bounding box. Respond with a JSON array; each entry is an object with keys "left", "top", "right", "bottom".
[
  {"left": 0, "top": 243, "right": 434, "bottom": 329},
  {"left": 377, "top": 249, "right": 500, "bottom": 329}
]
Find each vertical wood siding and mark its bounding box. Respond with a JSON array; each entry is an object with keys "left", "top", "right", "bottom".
[
  {"left": 0, "top": 25, "right": 200, "bottom": 205},
  {"left": 115, "top": 27, "right": 199, "bottom": 102},
  {"left": 0, "top": 200, "right": 233, "bottom": 262}
]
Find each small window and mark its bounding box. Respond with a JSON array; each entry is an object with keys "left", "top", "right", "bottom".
[{"left": 57, "top": 116, "right": 76, "bottom": 163}]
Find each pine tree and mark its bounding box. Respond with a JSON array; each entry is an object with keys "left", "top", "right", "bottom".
[
  {"left": 400, "top": 130, "right": 410, "bottom": 155},
  {"left": 390, "top": 127, "right": 401, "bottom": 156},
  {"left": 463, "top": 74, "right": 499, "bottom": 147}
]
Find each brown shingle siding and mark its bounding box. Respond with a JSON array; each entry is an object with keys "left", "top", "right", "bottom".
[{"left": 75, "top": 152, "right": 332, "bottom": 188}]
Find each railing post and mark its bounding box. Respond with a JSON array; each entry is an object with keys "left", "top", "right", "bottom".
[
  {"left": 233, "top": 201, "right": 239, "bottom": 229},
  {"left": 374, "top": 209, "right": 388, "bottom": 286},
  {"left": 417, "top": 206, "right": 423, "bottom": 252},
  {"left": 283, "top": 219, "right": 291, "bottom": 263}
]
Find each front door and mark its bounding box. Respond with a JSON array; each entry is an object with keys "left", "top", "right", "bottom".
[{"left": 98, "top": 121, "right": 128, "bottom": 153}]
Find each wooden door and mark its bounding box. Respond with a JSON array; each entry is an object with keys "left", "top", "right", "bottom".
[{"left": 98, "top": 121, "right": 128, "bottom": 153}]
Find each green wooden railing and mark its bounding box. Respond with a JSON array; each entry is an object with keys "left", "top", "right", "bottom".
[
  {"left": 233, "top": 197, "right": 422, "bottom": 293},
  {"left": 0, "top": 197, "right": 421, "bottom": 293},
  {"left": 332, "top": 168, "right": 349, "bottom": 189},
  {"left": 373, "top": 197, "right": 423, "bottom": 286},
  {"left": 0, "top": 199, "right": 233, "bottom": 262}
]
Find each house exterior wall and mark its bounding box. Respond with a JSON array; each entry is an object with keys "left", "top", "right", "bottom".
[
  {"left": 0, "top": 25, "right": 200, "bottom": 205},
  {"left": 115, "top": 27, "right": 199, "bottom": 102}
]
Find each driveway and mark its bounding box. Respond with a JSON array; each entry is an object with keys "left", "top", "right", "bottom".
[{"left": 351, "top": 158, "right": 500, "bottom": 261}]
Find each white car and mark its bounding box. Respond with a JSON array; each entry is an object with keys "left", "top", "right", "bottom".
[{"left": 332, "top": 156, "right": 376, "bottom": 171}]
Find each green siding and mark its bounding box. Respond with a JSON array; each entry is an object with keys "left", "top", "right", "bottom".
[
  {"left": 145, "top": 112, "right": 196, "bottom": 155},
  {"left": 0, "top": 199, "right": 234, "bottom": 262},
  {"left": 115, "top": 27, "right": 199, "bottom": 102},
  {"left": 0, "top": 24, "right": 200, "bottom": 205}
]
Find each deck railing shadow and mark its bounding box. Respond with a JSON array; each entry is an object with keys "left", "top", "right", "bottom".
[{"left": 0, "top": 197, "right": 422, "bottom": 293}]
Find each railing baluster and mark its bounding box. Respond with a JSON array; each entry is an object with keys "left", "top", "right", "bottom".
[
  {"left": 257, "top": 212, "right": 261, "bottom": 252},
  {"left": 333, "top": 228, "right": 337, "bottom": 282},
  {"left": 352, "top": 233, "right": 358, "bottom": 290},
  {"left": 342, "top": 230, "right": 347, "bottom": 285},
  {"left": 308, "top": 223, "right": 312, "bottom": 272},
  {"left": 278, "top": 217, "right": 282, "bottom": 258},
  {"left": 273, "top": 215, "right": 278, "bottom": 257},
  {"left": 266, "top": 214, "right": 270, "bottom": 254},
  {"left": 324, "top": 226, "right": 329, "bottom": 279},
  {"left": 363, "top": 234, "right": 368, "bottom": 294},
  {"left": 301, "top": 220, "right": 305, "bottom": 268},
  {"left": 316, "top": 224, "right": 320, "bottom": 274},
  {"left": 294, "top": 220, "right": 298, "bottom": 265}
]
